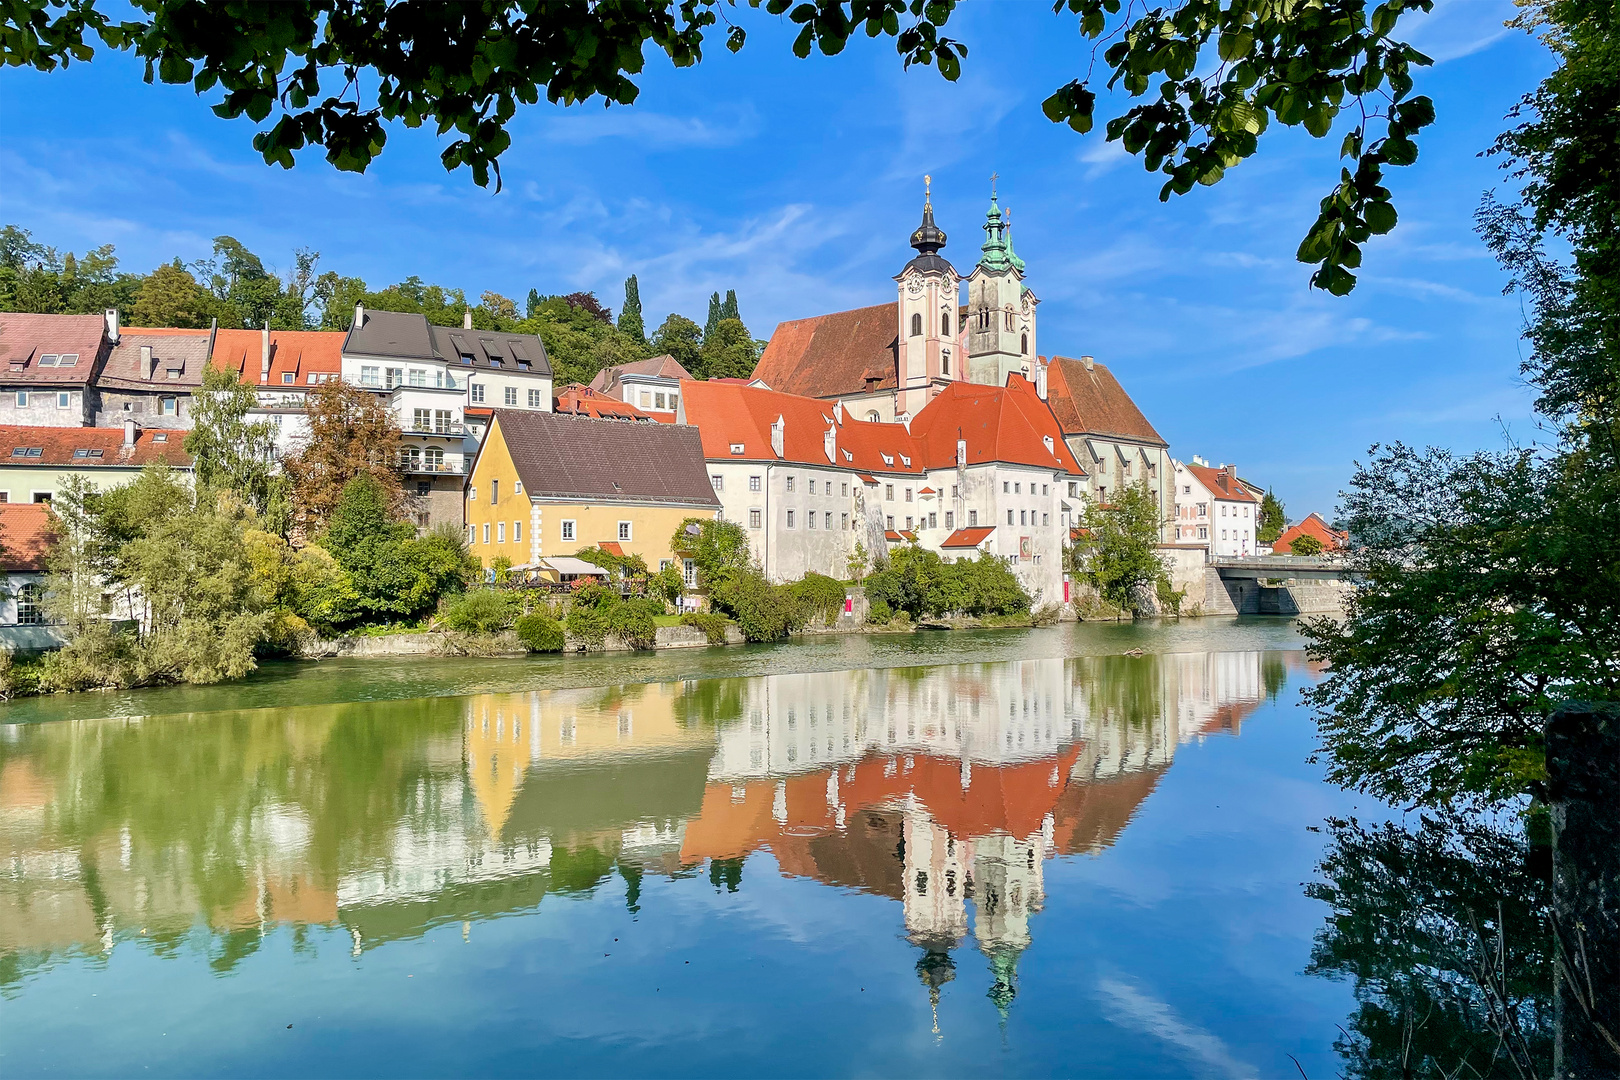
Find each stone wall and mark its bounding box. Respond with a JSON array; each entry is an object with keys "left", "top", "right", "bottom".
[{"left": 1204, "top": 572, "right": 1352, "bottom": 615}]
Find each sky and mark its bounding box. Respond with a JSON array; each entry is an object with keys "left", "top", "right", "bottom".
[{"left": 0, "top": 0, "right": 1553, "bottom": 515}]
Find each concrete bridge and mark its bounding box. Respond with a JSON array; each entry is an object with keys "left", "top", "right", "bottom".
[
  {"left": 1210, "top": 555, "right": 1361, "bottom": 582},
  {"left": 1204, "top": 555, "right": 1358, "bottom": 615}
]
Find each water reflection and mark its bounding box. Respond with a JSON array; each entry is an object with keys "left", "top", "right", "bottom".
[{"left": 0, "top": 651, "right": 1296, "bottom": 1010}]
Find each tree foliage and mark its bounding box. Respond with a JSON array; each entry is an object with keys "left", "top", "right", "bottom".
[
  {"left": 1289, "top": 532, "right": 1325, "bottom": 556},
  {"left": 1069, "top": 481, "right": 1168, "bottom": 612},
  {"left": 619, "top": 273, "right": 645, "bottom": 343},
  {"left": 283, "top": 378, "right": 403, "bottom": 534},
  {"left": 1257, "top": 489, "right": 1286, "bottom": 543},
  {"left": 183, "top": 364, "right": 287, "bottom": 528},
  {"left": 863, "top": 545, "right": 1031, "bottom": 619}
]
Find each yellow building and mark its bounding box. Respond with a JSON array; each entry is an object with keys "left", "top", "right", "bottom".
[{"left": 464, "top": 409, "right": 720, "bottom": 570}]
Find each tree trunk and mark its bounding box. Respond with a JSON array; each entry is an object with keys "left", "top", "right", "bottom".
[{"left": 1547, "top": 702, "right": 1620, "bottom": 1078}]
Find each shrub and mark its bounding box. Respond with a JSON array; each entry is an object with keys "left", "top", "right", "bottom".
[
  {"left": 608, "top": 597, "right": 660, "bottom": 650},
  {"left": 712, "top": 569, "right": 802, "bottom": 642},
  {"left": 565, "top": 603, "right": 608, "bottom": 649},
  {"left": 514, "top": 612, "right": 565, "bottom": 652},
  {"left": 790, "top": 572, "right": 846, "bottom": 626},
  {"left": 867, "top": 598, "right": 893, "bottom": 625},
  {"left": 681, "top": 611, "right": 730, "bottom": 645},
  {"left": 1031, "top": 601, "right": 1062, "bottom": 627},
  {"left": 1290, "top": 534, "right": 1326, "bottom": 557},
  {"left": 441, "top": 589, "right": 521, "bottom": 634},
  {"left": 1155, "top": 577, "right": 1187, "bottom": 617}
]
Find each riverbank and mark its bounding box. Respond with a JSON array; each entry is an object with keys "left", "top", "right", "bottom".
[{"left": 0, "top": 615, "right": 1309, "bottom": 725}]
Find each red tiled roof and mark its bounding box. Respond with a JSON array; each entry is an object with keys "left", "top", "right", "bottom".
[
  {"left": 750, "top": 302, "right": 898, "bottom": 399},
  {"left": 0, "top": 503, "right": 56, "bottom": 571},
  {"left": 1272, "top": 512, "right": 1346, "bottom": 554},
  {"left": 210, "top": 328, "right": 344, "bottom": 387},
  {"left": 1186, "top": 462, "right": 1260, "bottom": 503},
  {"left": 0, "top": 313, "right": 107, "bottom": 385},
  {"left": 587, "top": 354, "right": 694, "bottom": 394},
  {"left": 909, "top": 375, "right": 1086, "bottom": 475},
  {"left": 98, "top": 329, "right": 213, "bottom": 390},
  {"left": 884, "top": 530, "right": 904, "bottom": 542},
  {"left": 599, "top": 541, "right": 626, "bottom": 557},
  {"left": 0, "top": 425, "right": 192, "bottom": 468},
  {"left": 857, "top": 473, "right": 878, "bottom": 484},
  {"left": 679, "top": 380, "right": 923, "bottom": 476},
  {"left": 940, "top": 526, "right": 995, "bottom": 549},
  {"left": 1043, "top": 355, "right": 1166, "bottom": 446},
  {"left": 918, "top": 486, "right": 936, "bottom": 496},
  {"left": 554, "top": 384, "right": 657, "bottom": 421}
]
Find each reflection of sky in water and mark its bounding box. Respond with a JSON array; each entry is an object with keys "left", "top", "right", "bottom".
[{"left": 0, "top": 647, "right": 1358, "bottom": 1077}]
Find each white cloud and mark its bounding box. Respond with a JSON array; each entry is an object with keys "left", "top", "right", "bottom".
[
  {"left": 541, "top": 107, "right": 759, "bottom": 148},
  {"left": 1403, "top": 0, "right": 1519, "bottom": 63},
  {"left": 1077, "top": 138, "right": 1129, "bottom": 180},
  {"left": 1096, "top": 974, "right": 1259, "bottom": 1080}
]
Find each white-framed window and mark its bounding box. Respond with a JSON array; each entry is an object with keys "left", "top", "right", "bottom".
[
  {"left": 683, "top": 558, "right": 696, "bottom": 587},
  {"left": 497, "top": 522, "right": 506, "bottom": 543},
  {"left": 655, "top": 392, "right": 667, "bottom": 409},
  {"left": 528, "top": 388, "right": 541, "bottom": 408},
  {"left": 749, "top": 509, "right": 761, "bottom": 529},
  {"left": 927, "top": 512, "right": 936, "bottom": 529},
  {"left": 711, "top": 475, "right": 723, "bottom": 492},
  {"left": 1014, "top": 482, "right": 1021, "bottom": 494},
  {"left": 1042, "top": 484, "right": 1049, "bottom": 496},
  {"left": 785, "top": 476, "right": 795, "bottom": 493},
  {"left": 1003, "top": 481, "right": 1010, "bottom": 493},
  {"left": 659, "top": 559, "right": 672, "bottom": 571},
  {"left": 841, "top": 512, "right": 849, "bottom": 530},
  {"left": 904, "top": 487, "right": 913, "bottom": 502},
  {"left": 413, "top": 408, "right": 430, "bottom": 431},
  {"left": 513, "top": 521, "right": 522, "bottom": 542},
  {"left": 669, "top": 393, "right": 679, "bottom": 410},
  {"left": 1020, "top": 510, "right": 1027, "bottom": 525},
  {"left": 435, "top": 409, "right": 453, "bottom": 433},
  {"left": 561, "top": 519, "right": 576, "bottom": 541},
  {"left": 1069, "top": 482, "right": 1079, "bottom": 497},
  {"left": 1008, "top": 510, "right": 1015, "bottom": 525},
  {"left": 969, "top": 510, "right": 977, "bottom": 526},
  {"left": 360, "top": 366, "right": 380, "bottom": 387},
  {"left": 468, "top": 524, "right": 476, "bottom": 544},
  {"left": 16, "top": 582, "right": 45, "bottom": 625},
  {"left": 617, "top": 521, "right": 632, "bottom": 541},
  {"left": 470, "top": 383, "right": 486, "bottom": 403},
  {"left": 14, "top": 392, "right": 26, "bottom": 407},
  {"left": 905, "top": 516, "right": 913, "bottom": 530},
  {"left": 885, "top": 515, "right": 894, "bottom": 529},
  {"left": 490, "top": 479, "right": 499, "bottom": 502},
  {"left": 749, "top": 475, "right": 761, "bottom": 492},
  {"left": 808, "top": 512, "right": 817, "bottom": 529},
  {"left": 786, "top": 510, "right": 796, "bottom": 529},
  {"left": 482, "top": 523, "right": 490, "bottom": 543},
  {"left": 514, "top": 480, "right": 522, "bottom": 495},
  {"left": 1042, "top": 513, "right": 1049, "bottom": 526},
  {"left": 825, "top": 512, "right": 832, "bottom": 530},
  {"left": 841, "top": 482, "right": 849, "bottom": 497},
  {"left": 57, "top": 392, "right": 70, "bottom": 408},
  {"left": 1198, "top": 526, "right": 1208, "bottom": 539},
  {"left": 409, "top": 368, "right": 427, "bottom": 387},
  {"left": 282, "top": 372, "right": 294, "bottom": 385},
  {"left": 945, "top": 511, "right": 954, "bottom": 529},
  {"left": 162, "top": 398, "right": 176, "bottom": 415},
  {"left": 885, "top": 484, "right": 894, "bottom": 501},
  {"left": 384, "top": 366, "right": 404, "bottom": 389},
  {"left": 504, "top": 386, "right": 518, "bottom": 405}
]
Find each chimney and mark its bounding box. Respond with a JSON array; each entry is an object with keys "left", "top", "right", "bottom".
[
  {"left": 140, "top": 344, "right": 153, "bottom": 380},
  {"left": 463, "top": 309, "right": 473, "bottom": 330},
  {"left": 353, "top": 302, "right": 365, "bottom": 330},
  {"left": 1081, "top": 354, "right": 1094, "bottom": 371},
  {"left": 104, "top": 308, "right": 120, "bottom": 345},
  {"left": 123, "top": 418, "right": 138, "bottom": 446},
  {"left": 260, "top": 326, "right": 272, "bottom": 383},
  {"left": 956, "top": 438, "right": 967, "bottom": 468}
]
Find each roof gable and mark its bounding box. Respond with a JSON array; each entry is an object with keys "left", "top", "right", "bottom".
[
  {"left": 1185, "top": 462, "right": 1259, "bottom": 503},
  {"left": 910, "top": 376, "right": 1085, "bottom": 475},
  {"left": 680, "top": 380, "right": 923, "bottom": 474},
  {"left": 1043, "top": 355, "right": 1166, "bottom": 446},
  {"left": 211, "top": 329, "right": 345, "bottom": 387},
  {"left": 485, "top": 409, "right": 719, "bottom": 507},
  {"left": 0, "top": 313, "right": 108, "bottom": 385}
]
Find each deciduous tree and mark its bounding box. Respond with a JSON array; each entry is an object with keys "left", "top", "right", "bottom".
[
  {"left": 1069, "top": 481, "right": 1169, "bottom": 613},
  {"left": 283, "top": 378, "right": 403, "bottom": 534},
  {"left": 184, "top": 364, "right": 286, "bottom": 528}
]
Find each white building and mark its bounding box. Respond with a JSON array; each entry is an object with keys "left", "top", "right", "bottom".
[
  {"left": 1171, "top": 456, "right": 1263, "bottom": 557},
  {"left": 586, "top": 355, "right": 694, "bottom": 419}
]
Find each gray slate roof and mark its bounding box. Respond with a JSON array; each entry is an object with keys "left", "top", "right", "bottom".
[
  {"left": 343, "top": 308, "right": 552, "bottom": 376},
  {"left": 489, "top": 409, "right": 720, "bottom": 507},
  {"left": 99, "top": 330, "right": 213, "bottom": 390}
]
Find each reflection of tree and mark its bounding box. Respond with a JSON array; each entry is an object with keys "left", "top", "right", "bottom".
[
  {"left": 671, "top": 676, "right": 745, "bottom": 728},
  {"left": 1073, "top": 654, "right": 1164, "bottom": 730},
  {"left": 1261, "top": 653, "right": 1287, "bottom": 701},
  {"left": 1305, "top": 815, "right": 1554, "bottom": 1079}
]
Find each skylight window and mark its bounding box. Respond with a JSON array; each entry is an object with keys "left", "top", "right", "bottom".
[
  {"left": 25, "top": 447, "right": 42, "bottom": 457},
  {"left": 153, "top": 433, "right": 168, "bottom": 442},
  {"left": 58, "top": 353, "right": 78, "bottom": 367},
  {"left": 38, "top": 354, "right": 59, "bottom": 367},
  {"left": 10, "top": 447, "right": 26, "bottom": 457}
]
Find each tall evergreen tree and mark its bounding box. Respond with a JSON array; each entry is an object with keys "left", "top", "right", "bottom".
[
  {"left": 526, "top": 288, "right": 541, "bottom": 319},
  {"left": 720, "top": 288, "right": 739, "bottom": 322},
  {"left": 1257, "top": 490, "right": 1286, "bottom": 543},
  {"left": 703, "top": 291, "right": 722, "bottom": 341},
  {"left": 619, "top": 274, "right": 645, "bottom": 343}
]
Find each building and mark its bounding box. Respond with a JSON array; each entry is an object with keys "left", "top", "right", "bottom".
[
  {"left": 1043, "top": 354, "right": 1173, "bottom": 535},
  {"left": 0, "top": 502, "right": 54, "bottom": 634},
  {"left": 679, "top": 373, "right": 1084, "bottom": 603},
  {"left": 91, "top": 324, "right": 216, "bottom": 428},
  {"left": 1171, "top": 456, "right": 1263, "bottom": 556},
  {"left": 209, "top": 327, "right": 345, "bottom": 454},
  {"left": 342, "top": 306, "right": 554, "bottom": 530},
  {"left": 751, "top": 181, "right": 1040, "bottom": 423},
  {"left": 1272, "top": 512, "right": 1346, "bottom": 555},
  {"left": 587, "top": 355, "right": 692, "bottom": 419},
  {"left": 463, "top": 408, "right": 720, "bottom": 572},
  {"left": 0, "top": 311, "right": 114, "bottom": 427},
  {"left": 553, "top": 384, "right": 658, "bottom": 421},
  {"left": 0, "top": 423, "right": 191, "bottom": 505}
]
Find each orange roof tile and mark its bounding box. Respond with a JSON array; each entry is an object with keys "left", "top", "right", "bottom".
[
  {"left": 1272, "top": 512, "right": 1346, "bottom": 553},
  {"left": 679, "top": 380, "right": 923, "bottom": 476},
  {"left": 0, "top": 503, "right": 56, "bottom": 571},
  {"left": 750, "top": 302, "right": 899, "bottom": 399},
  {"left": 1186, "top": 462, "right": 1260, "bottom": 503},
  {"left": 1043, "top": 355, "right": 1167, "bottom": 446},
  {"left": 0, "top": 425, "right": 192, "bottom": 469},
  {"left": 908, "top": 375, "right": 1085, "bottom": 475},
  {"left": 940, "top": 526, "right": 995, "bottom": 548},
  {"left": 209, "top": 328, "right": 344, "bottom": 387},
  {"left": 554, "top": 384, "right": 657, "bottom": 421}
]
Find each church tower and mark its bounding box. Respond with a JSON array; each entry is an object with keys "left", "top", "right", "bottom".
[
  {"left": 965, "top": 179, "right": 1039, "bottom": 390},
  {"left": 895, "top": 176, "right": 962, "bottom": 419}
]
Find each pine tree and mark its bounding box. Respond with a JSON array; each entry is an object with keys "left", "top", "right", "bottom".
[
  {"left": 1258, "top": 490, "right": 1287, "bottom": 543},
  {"left": 720, "top": 288, "right": 739, "bottom": 322},
  {"left": 704, "top": 291, "right": 722, "bottom": 340},
  {"left": 619, "top": 274, "right": 645, "bottom": 343},
  {"left": 526, "top": 288, "right": 541, "bottom": 319}
]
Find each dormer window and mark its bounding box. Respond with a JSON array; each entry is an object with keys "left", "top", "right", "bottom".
[
  {"left": 842, "top": 449, "right": 852, "bottom": 462},
  {"left": 460, "top": 353, "right": 475, "bottom": 365},
  {"left": 37, "top": 354, "right": 58, "bottom": 367},
  {"left": 489, "top": 359, "right": 503, "bottom": 368},
  {"left": 1042, "top": 435, "right": 1054, "bottom": 454},
  {"left": 899, "top": 454, "right": 911, "bottom": 467},
  {"left": 282, "top": 372, "right": 294, "bottom": 385},
  {"left": 730, "top": 443, "right": 745, "bottom": 455},
  {"left": 881, "top": 453, "right": 894, "bottom": 466}
]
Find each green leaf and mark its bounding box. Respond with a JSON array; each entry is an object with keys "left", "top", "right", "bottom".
[
  {"left": 1217, "top": 30, "right": 1253, "bottom": 61},
  {"left": 1383, "top": 134, "right": 1418, "bottom": 165},
  {"left": 1364, "top": 200, "right": 1397, "bottom": 234}
]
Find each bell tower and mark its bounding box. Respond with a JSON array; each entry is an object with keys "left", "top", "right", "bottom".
[
  {"left": 965, "top": 176, "right": 1038, "bottom": 389},
  {"left": 895, "top": 175, "right": 961, "bottom": 418}
]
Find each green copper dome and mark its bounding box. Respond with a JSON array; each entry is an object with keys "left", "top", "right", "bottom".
[{"left": 978, "top": 189, "right": 1016, "bottom": 274}]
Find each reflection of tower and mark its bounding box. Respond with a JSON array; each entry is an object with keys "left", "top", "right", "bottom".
[
  {"left": 916, "top": 948, "right": 956, "bottom": 1036},
  {"left": 901, "top": 798, "right": 971, "bottom": 1032},
  {"left": 971, "top": 831, "right": 1044, "bottom": 1020}
]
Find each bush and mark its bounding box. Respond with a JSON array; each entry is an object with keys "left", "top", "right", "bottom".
[
  {"left": 862, "top": 547, "right": 1031, "bottom": 620},
  {"left": 1290, "top": 533, "right": 1326, "bottom": 557},
  {"left": 514, "top": 612, "right": 565, "bottom": 653},
  {"left": 440, "top": 589, "right": 521, "bottom": 634},
  {"left": 681, "top": 611, "right": 730, "bottom": 645},
  {"left": 1031, "top": 601, "right": 1062, "bottom": 627},
  {"left": 790, "top": 572, "right": 846, "bottom": 626},
  {"left": 712, "top": 569, "right": 802, "bottom": 642},
  {"left": 608, "top": 597, "right": 660, "bottom": 650},
  {"left": 565, "top": 602, "right": 609, "bottom": 650},
  {"left": 867, "top": 598, "right": 893, "bottom": 625}
]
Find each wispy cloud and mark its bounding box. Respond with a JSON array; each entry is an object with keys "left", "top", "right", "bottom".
[
  {"left": 541, "top": 107, "right": 759, "bottom": 148},
  {"left": 1404, "top": 0, "right": 1519, "bottom": 63},
  {"left": 1077, "top": 138, "right": 1129, "bottom": 180},
  {"left": 1096, "top": 974, "right": 1258, "bottom": 1080}
]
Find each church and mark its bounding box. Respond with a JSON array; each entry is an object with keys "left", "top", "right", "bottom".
[{"left": 750, "top": 181, "right": 1175, "bottom": 523}]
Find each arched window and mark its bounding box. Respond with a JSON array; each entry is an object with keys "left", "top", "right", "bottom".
[
  {"left": 16, "top": 582, "right": 44, "bottom": 625},
  {"left": 1021, "top": 333, "right": 1028, "bottom": 355},
  {"left": 1005, "top": 310, "right": 1015, "bottom": 331},
  {"left": 941, "top": 313, "right": 951, "bottom": 336},
  {"left": 910, "top": 313, "right": 922, "bottom": 337},
  {"left": 866, "top": 410, "right": 881, "bottom": 422}
]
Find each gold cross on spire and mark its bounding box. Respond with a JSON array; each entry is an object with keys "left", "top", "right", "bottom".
[{"left": 990, "top": 171, "right": 998, "bottom": 196}]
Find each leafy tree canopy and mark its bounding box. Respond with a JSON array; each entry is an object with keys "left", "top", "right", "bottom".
[
  {"left": 4, "top": 0, "right": 1455, "bottom": 291},
  {"left": 1257, "top": 489, "right": 1286, "bottom": 543},
  {"left": 1069, "top": 481, "right": 1168, "bottom": 612}
]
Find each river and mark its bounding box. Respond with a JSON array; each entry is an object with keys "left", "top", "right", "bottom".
[{"left": 0, "top": 618, "right": 1395, "bottom": 1077}]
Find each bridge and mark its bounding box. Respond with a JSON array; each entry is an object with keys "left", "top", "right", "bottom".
[
  {"left": 1196, "top": 555, "right": 1359, "bottom": 615},
  {"left": 1209, "top": 555, "right": 1361, "bottom": 582}
]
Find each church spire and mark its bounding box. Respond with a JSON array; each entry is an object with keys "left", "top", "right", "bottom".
[
  {"left": 978, "top": 176, "right": 1014, "bottom": 274},
  {"left": 1004, "top": 206, "right": 1026, "bottom": 274},
  {"left": 909, "top": 174, "right": 948, "bottom": 256}
]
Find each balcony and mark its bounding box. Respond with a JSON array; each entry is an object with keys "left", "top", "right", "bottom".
[
  {"left": 400, "top": 459, "right": 466, "bottom": 475},
  {"left": 403, "top": 421, "right": 467, "bottom": 438}
]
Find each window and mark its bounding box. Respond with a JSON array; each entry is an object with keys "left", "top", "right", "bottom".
[
  {"left": 528, "top": 388, "right": 542, "bottom": 408},
  {"left": 866, "top": 410, "right": 880, "bottom": 422},
  {"left": 618, "top": 521, "right": 632, "bottom": 541},
  {"left": 56, "top": 392, "right": 70, "bottom": 408},
  {"left": 37, "top": 354, "right": 58, "bottom": 367},
  {"left": 1042, "top": 484, "right": 1049, "bottom": 496},
  {"left": 1069, "top": 482, "right": 1079, "bottom": 497},
  {"left": 927, "top": 512, "right": 936, "bottom": 529},
  {"left": 969, "top": 510, "right": 978, "bottom": 527},
  {"left": 497, "top": 522, "right": 506, "bottom": 543},
  {"left": 683, "top": 558, "right": 697, "bottom": 587},
  {"left": 885, "top": 484, "right": 894, "bottom": 501},
  {"left": 749, "top": 509, "right": 762, "bottom": 529},
  {"left": 945, "top": 511, "right": 954, "bottom": 529},
  {"left": 1002, "top": 481, "right": 1010, "bottom": 494},
  {"left": 417, "top": 481, "right": 430, "bottom": 495},
  {"left": 786, "top": 510, "right": 796, "bottom": 529},
  {"left": 504, "top": 386, "right": 518, "bottom": 406},
  {"left": 785, "top": 475, "right": 795, "bottom": 493},
  {"left": 16, "top": 583, "right": 45, "bottom": 625},
  {"left": 808, "top": 512, "right": 816, "bottom": 529},
  {"left": 1008, "top": 510, "right": 1015, "bottom": 525},
  {"left": 669, "top": 393, "right": 679, "bottom": 410},
  {"left": 1222, "top": 504, "right": 1228, "bottom": 516},
  {"left": 424, "top": 446, "right": 443, "bottom": 469},
  {"left": 640, "top": 390, "right": 652, "bottom": 407},
  {"left": 904, "top": 487, "right": 913, "bottom": 502},
  {"left": 910, "top": 312, "right": 922, "bottom": 337},
  {"left": 413, "top": 408, "right": 430, "bottom": 431},
  {"left": 282, "top": 372, "right": 294, "bottom": 385},
  {"left": 470, "top": 383, "right": 485, "bottom": 403},
  {"left": 435, "top": 410, "right": 453, "bottom": 434},
  {"left": 361, "top": 366, "right": 380, "bottom": 387},
  {"left": 841, "top": 512, "right": 849, "bottom": 530},
  {"left": 490, "top": 479, "right": 498, "bottom": 503},
  {"left": 385, "top": 366, "right": 404, "bottom": 389},
  {"left": 1014, "top": 482, "right": 1021, "bottom": 494},
  {"left": 402, "top": 446, "right": 421, "bottom": 471},
  {"left": 808, "top": 479, "right": 817, "bottom": 495},
  {"left": 1222, "top": 529, "right": 1228, "bottom": 540},
  {"left": 905, "top": 516, "right": 913, "bottom": 530},
  {"left": 482, "top": 523, "right": 490, "bottom": 544},
  {"left": 942, "top": 313, "right": 951, "bottom": 335},
  {"left": 1020, "top": 510, "right": 1027, "bottom": 525},
  {"left": 840, "top": 482, "right": 848, "bottom": 497},
  {"left": 514, "top": 480, "right": 521, "bottom": 494},
  {"left": 825, "top": 512, "right": 832, "bottom": 530},
  {"left": 467, "top": 485, "right": 477, "bottom": 503},
  {"left": 162, "top": 398, "right": 176, "bottom": 416},
  {"left": 409, "top": 368, "right": 426, "bottom": 387},
  {"left": 1198, "top": 526, "right": 1208, "bottom": 539},
  {"left": 14, "top": 392, "right": 26, "bottom": 407},
  {"left": 886, "top": 515, "right": 894, "bottom": 529},
  {"left": 1197, "top": 502, "right": 1208, "bottom": 517},
  {"left": 942, "top": 353, "right": 950, "bottom": 376},
  {"left": 1042, "top": 512, "right": 1049, "bottom": 526},
  {"left": 741, "top": 474, "right": 757, "bottom": 493},
  {"left": 1021, "top": 333, "right": 1028, "bottom": 354},
  {"left": 468, "top": 524, "right": 476, "bottom": 544},
  {"left": 561, "top": 520, "right": 576, "bottom": 541},
  {"left": 711, "top": 474, "right": 724, "bottom": 492},
  {"left": 655, "top": 392, "right": 667, "bottom": 409}
]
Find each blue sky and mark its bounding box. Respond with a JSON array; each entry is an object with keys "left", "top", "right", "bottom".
[{"left": 1, "top": 1, "right": 1551, "bottom": 515}]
